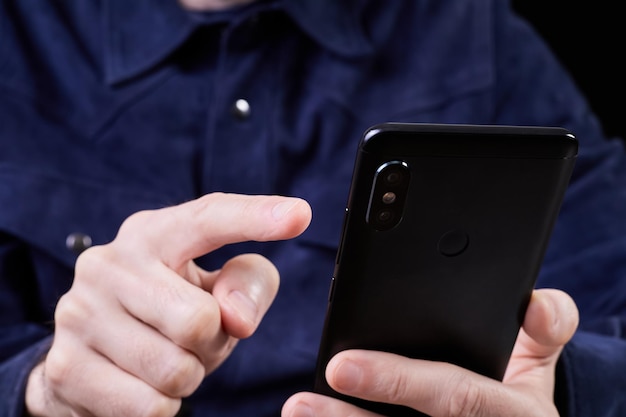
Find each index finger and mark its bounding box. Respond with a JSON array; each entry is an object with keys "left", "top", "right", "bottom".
[{"left": 115, "top": 193, "right": 312, "bottom": 269}]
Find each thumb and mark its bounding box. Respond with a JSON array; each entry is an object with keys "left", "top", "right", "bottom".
[
  {"left": 505, "top": 289, "right": 579, "bottom": 384},
  {"left": 211, "top": 253, "right": 281, "bottom": 339}
]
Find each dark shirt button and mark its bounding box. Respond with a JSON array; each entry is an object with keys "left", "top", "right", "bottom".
[
  {"left": 232, "top": 98, "right": 251, "bottom": 119},
  {"left": 66, "top": 233, "right": 92, "bottom": 254}
]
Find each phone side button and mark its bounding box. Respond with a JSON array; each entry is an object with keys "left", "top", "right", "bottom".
[
  {"left": 334, "top": 208, "right": 349, "bottom": 265},
  {"left": 328, "top": 277, "right": 336, "bottom": 302},
  {"left": 335, "top": 244, "right": 343, "bottom": 266}
]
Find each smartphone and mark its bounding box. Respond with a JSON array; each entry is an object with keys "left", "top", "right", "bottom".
[{"left": 313, "top": 122, "right": 578, "bottom": 416}]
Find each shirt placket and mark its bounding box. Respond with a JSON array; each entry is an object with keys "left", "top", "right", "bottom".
[{"left": 204, "top": 11, "right": 281, "bottom": 196}]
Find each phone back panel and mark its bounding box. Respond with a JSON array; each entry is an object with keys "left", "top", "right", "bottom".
[{"left": 313, "top": 123, "right": 578, "bottom": 416}]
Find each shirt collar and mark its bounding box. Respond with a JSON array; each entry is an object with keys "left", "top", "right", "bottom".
[
  {"left": 104, "top": 0, "right": 372, "bottom": 85},
  {"left": 283, "top": 0, "right": 372, "bottom": 57}
]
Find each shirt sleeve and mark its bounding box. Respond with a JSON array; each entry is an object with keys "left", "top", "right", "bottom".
[
  {"left": 557, "top": 328, "right": 626, "bottom": 416},
  {"left": 0, "top": 337, "right": 52, "bottom": 417},
  {"left": 0, "top": 233, "right": 54, "bottom": 416}
]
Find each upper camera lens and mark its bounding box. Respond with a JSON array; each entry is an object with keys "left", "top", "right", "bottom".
[{"left": 385, "top": 170, "right": 403, "bottom": 185}]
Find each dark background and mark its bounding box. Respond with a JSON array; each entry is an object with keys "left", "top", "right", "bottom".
[{"left": 512, "top": 2, "right": 624, "bottom": 140}]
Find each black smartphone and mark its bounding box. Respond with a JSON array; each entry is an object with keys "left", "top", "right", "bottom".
[{"left": 313, "top": 122, "right": 578, "bottom": 416}]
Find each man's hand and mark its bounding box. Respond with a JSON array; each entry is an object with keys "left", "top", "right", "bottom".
[
  {"left": 282, "top": 288, "right": 579, "bottom": 417},
  {"left": 25, "top": 193, "right": 312, "bottom": 417}
]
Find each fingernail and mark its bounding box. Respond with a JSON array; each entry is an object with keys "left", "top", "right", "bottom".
[
  {"left": 333, "top": 359, "right": 362, "bottom": 393},
  {"left": 228, "top": 290, "right": 258, "bottom": 324},
  {"left": 272, "top": 200, "right": 297, "bottom": 220},
  {"left": 291, "top": 402, "right": 315, "bottom": 417},
  {"left": 538, "top": 291, "right": 560, "bottom": 332}
]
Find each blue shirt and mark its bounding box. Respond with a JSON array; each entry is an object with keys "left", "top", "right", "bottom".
[{"left": 1, "top": 0, "right": 626, "bottom": 415}]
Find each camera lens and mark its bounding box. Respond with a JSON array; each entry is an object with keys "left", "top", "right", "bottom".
[
  {"left": 385, "top": 170, "right": 403, "bottom": 185},
  {"left": 377, "top": 210, "right": 394, "bottom": 224},
  {"left": 382, "top": 192, "right": 396, "bottom": 204},
  {"left": 368, "top": 161, "right": 409, "bottom": 231}
]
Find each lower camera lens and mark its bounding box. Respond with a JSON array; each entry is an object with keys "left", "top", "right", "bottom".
[{"left": 377, "top": 210, "right": 394, "bottom": 224}]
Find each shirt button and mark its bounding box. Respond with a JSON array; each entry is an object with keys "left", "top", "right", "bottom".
[
  {"left": 66, "top": 233, "right": 92, "bottom": 254},
  {"left": 232, "top": 98, "right": 251, "bottom": 120}
]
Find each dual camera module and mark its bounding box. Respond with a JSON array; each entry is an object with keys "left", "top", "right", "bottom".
[{"left": 367, "top": 161, "right": 410, "bottom": 231}]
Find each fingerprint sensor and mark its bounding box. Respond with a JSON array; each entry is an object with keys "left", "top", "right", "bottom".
[{"left": 438, "top": 229, "right": 469, "bottom": 257}]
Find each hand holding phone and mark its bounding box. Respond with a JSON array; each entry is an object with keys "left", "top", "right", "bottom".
[{"left": 313, "top": 123, "right": 577, "bottom": 416}]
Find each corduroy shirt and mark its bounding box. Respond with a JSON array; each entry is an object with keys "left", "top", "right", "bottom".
[{"left": 1, "top": 0, "right": 626, "bottom": 415}]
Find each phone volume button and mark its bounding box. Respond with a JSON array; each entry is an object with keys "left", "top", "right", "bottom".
[
  {"left": 335, "top": 244, "right": 343, "bottom": 266},
  {"left": 335, "top": 207, "right": 349, "bottom": 265},
  {"left": 328, "top": 277, "right": 336, "bottom": 302}
]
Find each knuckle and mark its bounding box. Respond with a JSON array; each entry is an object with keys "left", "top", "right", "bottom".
[
  {"left": 238, "top": 200, "right": 265, "bottom": 240},
  {"left": 157, "top": 352, "right": 204, "bottom": 397},
  {"left": 132, "top": 395, "right": 181, "bottom": 417},
  {"left": 191, "top": 193, "right": 242, "bottom": 235},
  {"left": 74, "top": 245, "right": 112, "bottom": 279},
  {"left": 74, "top": 244, "right": 132, "bottom": 290},
  {"left": 170, "top": 296, "right": 221, "bottom": 347},
  {"left": 194, "top": 193, "right": 267, "bottom": 241},
  {"left": 204, "top": 337, "right": 238, "bottom": 375},
  {"left": 118, "top": 210, "right": 154, "bottom": 235},
  {"left": 383, "top": 369, "right": 412, "bottom": 405},
  {"left": 115, "top": 209, "right": 163, "bottom": 251},
  {"left": 96, "top": 382, "right": 180, "bottom": 417},
  {"left": 54, "top": 293, "right": 90, "bottom": 330},
  {"left": 446, "top": 373, "right": 486, "bottom": 417},
  {"left": 45, "top": 347, "right": 74, "bottom": 388},
  {"left": 215, "top": 336, "right": 238, "bottom": 362},
  {"left": 192, "top": 192, "right": 224, "bottom": 215}
]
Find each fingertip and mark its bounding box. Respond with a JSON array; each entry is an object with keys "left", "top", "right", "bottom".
[
  {"left": 526, "top": 289, "right": 579, "bottom": 347},
  {"left": 281, "top": 393, "right": 315, "bottom": 417},
  {"left": 325, "top": 352, "right": 364, "bottom": 394},
  {"left": 213, "top": 254, "right": 280, "bottom": 339},
  {"left": 273, "top": 198, "right": 312, "bottom": 238},
  {"left": 546, "top": 289, "right": 579, "bottom": 342},
  {"left": 282, "top": 392, "right": 375, "bottom": 417}
]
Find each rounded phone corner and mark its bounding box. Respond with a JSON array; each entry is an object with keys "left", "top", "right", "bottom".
[{"left": 362, "top": 125, "right": 384, "bottom": 145}]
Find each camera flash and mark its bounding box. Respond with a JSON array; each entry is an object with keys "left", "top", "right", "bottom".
[{"left": 382, "top": 192, "right": 396, "bottom": 204}]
